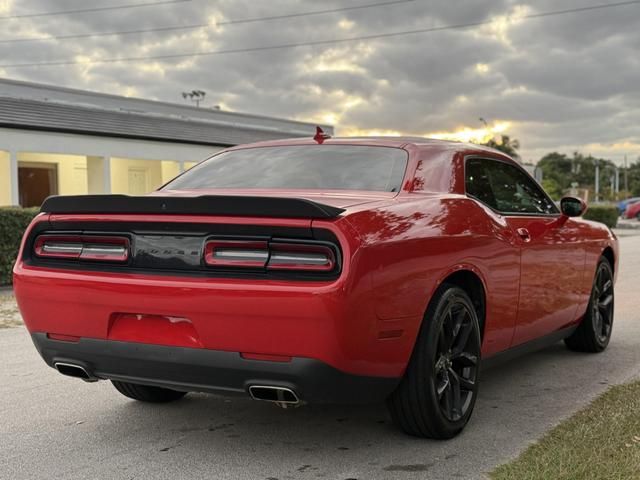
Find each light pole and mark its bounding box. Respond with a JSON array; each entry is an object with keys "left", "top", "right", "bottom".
[
  {"left": 182, "top": 90, "right": 206, "bottom": 107},
  {"left": 594, "top": 158, "right": 600, "bottom": 203},
  {"left": 624, "top": 154, "right": 629, "bottom": 193}
]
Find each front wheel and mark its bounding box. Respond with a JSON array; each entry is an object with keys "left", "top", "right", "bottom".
[
  {"left": 387, "top": 285, "right": 481, "bottom": 439},
  {"left": 565, "top": 257, "right": 614, "bottom": 353},
  {"left": 112, "top": 380, "right": 188, "bottom": 403}
]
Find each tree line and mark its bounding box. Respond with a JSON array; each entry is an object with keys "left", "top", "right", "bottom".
[{"left": 481, "top": 136, "right": 640, "bottom": 201}]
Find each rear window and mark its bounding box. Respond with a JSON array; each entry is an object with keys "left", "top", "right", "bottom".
[{"left": 164, "top": 145, "right": 408, "bottom": 192}]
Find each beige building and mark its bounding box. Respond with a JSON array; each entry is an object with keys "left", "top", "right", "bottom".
[{"left": 0, "top": 78, "right": 331, "bottom": 207}]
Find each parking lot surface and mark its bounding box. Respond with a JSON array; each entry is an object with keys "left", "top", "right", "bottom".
[{"left": 2, "top": 232, "right": 639, "bottom": 480}]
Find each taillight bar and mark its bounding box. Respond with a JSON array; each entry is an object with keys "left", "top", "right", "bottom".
[
  {"left": 34, "top": 235, "right": 129, "bottom": 263},
  {"left": 204, "top": 240, "right": 269, "bottom": 268},
  {"left": 203, "top": 239, "right": 337, "bottom": 273},
  {"left": 267, "top": 242, "right": 335, "bottom": 272}
]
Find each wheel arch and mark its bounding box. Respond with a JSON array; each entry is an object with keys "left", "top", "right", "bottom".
[
  {"left": 430, "top": 267, "right": 487, "bottom": 340},
  {"left": 601, "top": 246, "right": 615, "bottom": 274}
]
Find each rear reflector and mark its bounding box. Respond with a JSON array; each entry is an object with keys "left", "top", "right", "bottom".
[
  {"left": 34, "top": 235, "right": 129, "bottom": 263},
  {"left": 240, "top": 352, "right": 292, "bottom": 363},
  {"left": 47, "top": 333, "right": 81, "bottom": 342},
  {"left": 203, "top": 239, "right": 336, "bottom": 273}
]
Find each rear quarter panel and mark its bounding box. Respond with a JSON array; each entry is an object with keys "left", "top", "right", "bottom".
[{"left": 343, "top": 194, "right": 521, "bottom": 358}]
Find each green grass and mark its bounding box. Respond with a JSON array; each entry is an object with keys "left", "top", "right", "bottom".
[{"left": 491, "top": 380, "right": 640, "bottom": 480}]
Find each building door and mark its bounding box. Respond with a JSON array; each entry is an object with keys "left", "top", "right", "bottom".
[
  {"left": 128, "top": 168, "right": 149, "bottom": 195},
  {"left": 18, "top": 162, "right": 58, "bottom": 207}
]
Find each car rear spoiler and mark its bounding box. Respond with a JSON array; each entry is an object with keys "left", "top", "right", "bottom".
[{"left": 40, "top": 195, "right": 345, "bottom": 219}]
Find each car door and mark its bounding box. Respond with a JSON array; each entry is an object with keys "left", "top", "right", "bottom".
[{"left": 465, "top": 157, "right": 587, "bottom": 347}]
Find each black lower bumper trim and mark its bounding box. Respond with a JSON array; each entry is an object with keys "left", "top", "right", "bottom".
[{"left": 31, "top": 333, "right": 399, "bottom": 404}]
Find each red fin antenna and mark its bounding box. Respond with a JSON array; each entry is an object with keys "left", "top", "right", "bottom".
[{"left": 313, "top": 126, "right": 331, "bottom": 144}]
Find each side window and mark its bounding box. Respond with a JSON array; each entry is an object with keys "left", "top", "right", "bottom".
[
  {"left": 466, "top": 158, "right": 558, "bottom": 215},
  {"left": 465, "top": 158, "right": 498, "bottom": 210}
]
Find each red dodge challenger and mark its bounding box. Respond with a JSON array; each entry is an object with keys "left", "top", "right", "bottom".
[{"left": 14, "top": 136, "right": 618, "bottom": 439}]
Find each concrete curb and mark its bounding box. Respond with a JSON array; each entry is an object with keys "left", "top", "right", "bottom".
[{"left": 616, "top": 219, "right": 640, "bottom": 229}]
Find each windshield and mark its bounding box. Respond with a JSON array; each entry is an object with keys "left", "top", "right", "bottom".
[{"left": 163, "top": 145, "right": 408, "bottom": 192}]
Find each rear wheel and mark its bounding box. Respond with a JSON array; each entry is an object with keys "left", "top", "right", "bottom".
[
  {"left": 111, "top": 380, "right": 187, "bottom": 403},
  {"left": 387, "top": 285, "right": 481, "bottom": 439},
  {"left": 565, "top": 257, "right": 614, "bottom": 353}
]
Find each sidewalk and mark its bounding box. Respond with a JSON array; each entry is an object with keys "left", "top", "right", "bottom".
[
  {"left": 617, "top": 218, "right": 640, "bottom": 229},
  {"left": 614, "top": 218, "right": 640, "bottom": 237},
  {"left": 0, "top": 289, "right": 21, "bottom": 329}
]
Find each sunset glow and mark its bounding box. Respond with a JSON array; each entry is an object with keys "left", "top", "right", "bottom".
[
  {"left": 340, "top": 121, "right": 512, "bottom": 145},
  {"left": 429, "top": 121, "right": 511, "bottom": 144}
]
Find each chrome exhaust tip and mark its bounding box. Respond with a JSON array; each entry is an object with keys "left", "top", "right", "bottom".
[
  {"left": 54, "top": 362, "right": 98, "bottom": 382},
  {"left": 248, "top": 385, "right": 300, "bottom": 408}
]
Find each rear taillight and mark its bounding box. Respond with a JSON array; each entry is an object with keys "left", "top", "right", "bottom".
[
  {"left": 34, "top": 235, "right": 129, "bottom": 263},
  {"left": 204, "top": 240, "right": 269, "bottom": 268},
  {"left": 203, "top": 239, "right": 336, "bottom": 273},
  {"left": 267, "top": 243, "right": 335, "bottom": 272}
]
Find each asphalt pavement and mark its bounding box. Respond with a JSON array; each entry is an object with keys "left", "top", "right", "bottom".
[{"left": 2, "top": 232, "right": 639, "bottom": 480}]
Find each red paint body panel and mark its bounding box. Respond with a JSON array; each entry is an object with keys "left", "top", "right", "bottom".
[
  {"left": 505, "top": 216, "right": 592, "bottom": 346},
  {"left": 14, "top": 138, "right": 619, "bottom": 383}
]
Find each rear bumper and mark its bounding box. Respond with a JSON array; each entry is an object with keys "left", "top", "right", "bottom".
[
  {"left": 14, "top": 260, "right": 418, "bottom": 378},
  {"left": 31, "top": 333, "right": 400, "bottom": 404}
]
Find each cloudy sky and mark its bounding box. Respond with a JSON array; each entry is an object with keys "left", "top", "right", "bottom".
[{"left": 0, "top": 0, "right": 639, "bottom": 163}]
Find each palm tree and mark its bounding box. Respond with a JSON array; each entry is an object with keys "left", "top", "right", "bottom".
[{"left": 483, "top": 135, "right": 520, "bottom": 158}]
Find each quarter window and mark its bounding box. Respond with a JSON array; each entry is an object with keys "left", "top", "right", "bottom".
[{"left": 465, "top": 158, "right": 557, "bottom": 215}]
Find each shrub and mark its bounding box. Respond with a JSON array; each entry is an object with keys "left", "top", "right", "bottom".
[
  {"left": 583, "top": 205, "right": 618, "bottom": 229},
  {"left": 0, "top": 208, "right": 39, "bottom": 285}
]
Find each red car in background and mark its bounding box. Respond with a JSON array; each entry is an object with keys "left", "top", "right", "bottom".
[
  {"left": 625, "top": 200, "right": 640, "bottom": 220},
  {"left": 14, "top": 137, "right": 618, "bottom": 439}
]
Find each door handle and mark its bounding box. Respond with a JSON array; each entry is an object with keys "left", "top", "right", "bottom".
[{"left": 516, "top": 227, "right": 531, "bottom": 242}]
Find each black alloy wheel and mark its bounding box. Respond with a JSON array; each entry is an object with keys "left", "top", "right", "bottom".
[
  {"left": 591, "top": 262, "right": 614, "bottom": 345},
  {"left": 387, "top": 285, "right": 481, "bottom": 439},
  {"left": 565, "top": 257, "right": 614, "bottom": 353},
  {"left": 434, "top": 300, "right": 479, "bottom": 422}
]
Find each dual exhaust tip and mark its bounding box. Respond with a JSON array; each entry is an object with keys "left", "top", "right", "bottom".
[
  {"left": 248, "top": 385, "right": 300, "bottom": 407},
  {"left": 54, "top": 363, "right": 300, "bottom": 406},
  {"left": 54, "top": 362, "right": 98, "bottom": 382}
]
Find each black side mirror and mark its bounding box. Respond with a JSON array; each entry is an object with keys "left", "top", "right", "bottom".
[{"left": 560, "top": 196, "right": 587, "bottom": 217}]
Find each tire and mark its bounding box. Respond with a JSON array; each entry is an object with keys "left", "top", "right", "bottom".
[
  {"left": 565, "top": 257, "right": 614, "bottom": 353},
  {"left": 111, "top": 380, "right": 188, "bottom": 403},
  {"left": 387, "top": 285, "right": 481, "bottom": 439}
]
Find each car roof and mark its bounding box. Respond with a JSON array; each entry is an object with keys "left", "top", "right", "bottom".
[{"left": 225, "top": 136, "right": 509, "bottom": 157}]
